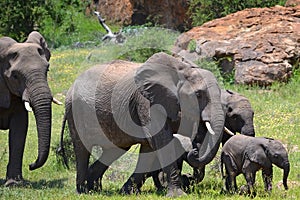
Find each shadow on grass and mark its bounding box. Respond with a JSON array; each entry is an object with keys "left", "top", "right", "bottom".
[{"left": 0, "top": 178, "right": 68, "bottom": 190}]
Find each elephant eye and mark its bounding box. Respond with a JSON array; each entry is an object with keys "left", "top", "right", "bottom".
[
  {"left": 274, "top": 154, "right": 279, "bottom": 158},
  {"left": 38, "top": 48, "right": 44, "bottom": 56},
  {"left": 8, "top": 52, "right": 18, "bottom": 60},
  {"left": 228, "top": 107, "right": 233, "bottom": 113},
  {"left": 11, "top": 72, "right": 19, "bottom": 80}
]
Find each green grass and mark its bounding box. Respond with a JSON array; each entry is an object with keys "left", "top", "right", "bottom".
[{"left": 0, "top": 28, "right": 299, "bottom": 199}]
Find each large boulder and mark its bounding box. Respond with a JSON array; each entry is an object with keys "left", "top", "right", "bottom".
[
  {"left": 173, "top": 5, "right": 300, "bottom": 86},
  {"left": 87, "top": 0, "right": 190, "bottom": 31}
]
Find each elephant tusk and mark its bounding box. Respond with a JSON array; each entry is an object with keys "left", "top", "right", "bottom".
[
  {"left": 205, "top": 121, "right": 215, "bottom": 135},
  {"left": 52, "top": 97, "right": 63, "bottom": 105},
  {"left": 24, "top": 101, "right": 33, "bottom": 112},
  {"left": 224, "top": 127, "right": 235, "bottom": 136}
]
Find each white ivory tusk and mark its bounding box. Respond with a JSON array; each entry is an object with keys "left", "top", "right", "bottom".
[
  {"left": 224, "top": 127, "right": 235, "bottom": 136},
  {"left": 24, "top": 101, "right": 33, "bottom": 112},
  {"left": 52, "top": 97, "right": 63, "bottom": 105},
  {"left": 205, "top": 121, "right": 215, "bottom": 135}
]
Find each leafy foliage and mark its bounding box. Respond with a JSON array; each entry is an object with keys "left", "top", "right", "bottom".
[
  {"left": 188, "top": 0, "right": 287, "bottom": 26},
  {"left": 0, "top": 0, "right": 88, "bottom": 46}
]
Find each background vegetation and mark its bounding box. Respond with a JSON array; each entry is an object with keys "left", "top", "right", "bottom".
[
  {"left": 0, "top": 26, "right": 299, "bottom": 199},
  {"left": 0, "top": 0, "right": 287, "bottom": 47},
  {"left": 0, "top": 0, "right": 299, "bottom": 199}
]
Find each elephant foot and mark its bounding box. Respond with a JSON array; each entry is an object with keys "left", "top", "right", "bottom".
[
  {"left": 119, "top": 184, "right": 141, "bottom": 195},
  {"left": 166, "top": 187, "right": 186, "bottom": 197},
  {"left": 87, "top": 179, "right": 102, "bottom": 193},
  {"left": 181, "top": 173, "right": 193, "bottom": 191},
  {"left": 76, "top": 183, "right": 89, "bottom": 194},
  {"left": 5, "top": 176, "right": 25, "bottom": 187}
]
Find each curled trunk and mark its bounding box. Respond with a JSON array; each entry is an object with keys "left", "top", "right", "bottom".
[{"left": 187, "top": 72, "right": 225, "bottom": 167}]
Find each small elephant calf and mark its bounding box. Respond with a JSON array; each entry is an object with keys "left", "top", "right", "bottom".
[{"left": 220, "top": 135, "right": 290, "bottom": 195}]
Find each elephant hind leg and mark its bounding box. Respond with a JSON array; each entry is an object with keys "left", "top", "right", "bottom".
[
  {"left": 87, "top": 147, "right": 129, "bottom": 192},
  {"left": 222, "top": 154, "right": 238, "bottom": 193},
  {"left": 74, "top": 145, "right": 90, "bottom": 194}
]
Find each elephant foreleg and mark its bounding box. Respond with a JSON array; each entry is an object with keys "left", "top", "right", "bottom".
[
  {"left": 242, "top": 160, "right": 259, "bottom": 197},
  {"left": 262, "top": 167, "right": 273, "bottom": 192},
  {"left": 5, "top": 110, "right": 28, "bottom": 186},
  {"left": 120, "top": 145, "right": 156, "bottom": 195},
  {"left": 153, "top": 126, "right": 185, "bottom": 197}
]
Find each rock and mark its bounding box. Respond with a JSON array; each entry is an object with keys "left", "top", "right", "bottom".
[
  {"left": 285, "top": 0, "right": 300, "bottom": 6},
  {"left": 86, "top": 0, "right": 190, "bottom": 31},
  {"left": 174, "top": 5, "right": 300, "bottom": 86}
]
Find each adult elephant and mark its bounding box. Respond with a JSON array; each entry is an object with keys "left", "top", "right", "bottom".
[
  {"left": 142, "top": 89, "right": 256, "bottom": 191},
  {"left": 0, "top": 32, "right": 59, "bottom": 186},
  {"left": 221, "top": 89, "right": 255, "bottom": 144},
  {"left": 60, "top": 52, "right": 225, "bottom": 197}
]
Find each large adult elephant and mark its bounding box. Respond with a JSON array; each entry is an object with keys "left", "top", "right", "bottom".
[
  {"left": 0, "top": 32, "right": 59, "bottom": 186},
  {"left": 60, "top": 52, "right": 225, "bottom": 197},
  {"left": 139, "top": 89, "right": 256, "bottom": 191}
]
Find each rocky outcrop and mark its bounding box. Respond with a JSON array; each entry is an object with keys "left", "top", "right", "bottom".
[
  {"left": 174, "top": 5, "right": 300, "bottom": 86},
  {"left": 285, "top": 0, "right": 300, "bottom": 6},
  {"left": 87, "top": 0, "right": 190, "bottom": 31}
]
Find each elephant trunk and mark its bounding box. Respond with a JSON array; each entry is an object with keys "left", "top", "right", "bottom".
[
  {"left": 241, "top": 122, "right": 255, "bottom": 137},
  {"left": 26, "top": 77, "right": 52, "bottom": 170},
  {"left": 283, "top": 161, "right": 290, "bottom": 190},
  {"left": 187, "top": 75, "right": 225, "bottom": 167}
]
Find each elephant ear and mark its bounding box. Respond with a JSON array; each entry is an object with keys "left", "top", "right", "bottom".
[
  {"left": 0, "top": 74, "right": 11, "bottom": 108},
  {"left": 26, "top": 31, "right": 51, "bottom": 61},
  {"left": 245, "top": 143, "right": 272, "bottom": 168},
  {"left": 134, "top": 52, "right": 187, "bottom": 120},
  {"left": 0, "top": 37, "right": 17, "bottom": 108}
]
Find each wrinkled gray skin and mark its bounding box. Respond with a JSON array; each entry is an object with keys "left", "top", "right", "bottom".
[
  {"left": 147, "top": 89, "right": 256, "bottom": 191},
  {"left": 0, "top": 32, "right": 53, "bottom": 186},
  {"left": 221, "top": 134, "right": 290, "bottom": 195},
  {"left": 60, "top": 53, "right": 225, "bottom": 197}
]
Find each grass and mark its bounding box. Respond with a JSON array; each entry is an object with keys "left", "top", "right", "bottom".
[{"left": 0, "top": 27, "right": 299, "bottom": 199}]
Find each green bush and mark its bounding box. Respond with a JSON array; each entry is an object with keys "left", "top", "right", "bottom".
[{"left": 188, "top": 0, "right": 287, "bottom": 26}]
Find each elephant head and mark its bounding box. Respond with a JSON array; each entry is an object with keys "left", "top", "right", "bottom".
[
  {"left": 221, "top": 89, "right": 255, "bottom": 144},
  {"left": 135, "top": 53, "right": 225, "bottom": 168},
  {"left": 0, "top": 31, "right": 53, "bottom": 170},
  {"left": 247, "top": 137, "right": 290, "bottom": 190}
]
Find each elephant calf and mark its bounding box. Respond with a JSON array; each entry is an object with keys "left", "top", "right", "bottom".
[{"left": 220, "top": 135, "right": 290, "bottom": 195}]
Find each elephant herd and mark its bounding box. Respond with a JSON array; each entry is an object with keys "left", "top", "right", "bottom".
[{"left": 0, "top": 32, "right": 290, "bottom": 197}]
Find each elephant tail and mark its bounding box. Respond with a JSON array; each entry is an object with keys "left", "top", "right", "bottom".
[{"left": 56, "top": 113, "right": 70, "bottom": 169}]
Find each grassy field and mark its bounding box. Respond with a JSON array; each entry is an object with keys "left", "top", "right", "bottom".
[{"left": 0, "top": 28, "right": 299, "bottom": 199}]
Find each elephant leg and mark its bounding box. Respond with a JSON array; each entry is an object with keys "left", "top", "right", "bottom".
[
  {"left": 120, "top": 145, "right": 156, "bottom": 195},
  {"left": 74, "top": 142, "right": 90, "bottom": 194},
  {"left": 69, "top": 124, "right": 90, "bottom": 193},
  {"left": 262, "top": 167, "right": 273, "bottom": 192},
  {"left": 222, "top": 154, "right": 237, "bottom": 193},
  {"left": 242, "top": 160, "right": 258, "bottom": 197},
  {"left": 193, "top": 165, "right": 205, "bottom": 184},
  {"left": 153, "top": 127, "right": 185, "bottom": 197},
  {"left": 87, "top": 147, "right": 129, "bottom": 192},
  {"left": 5, "top": 111, "right": 28, "bottom": 186}
]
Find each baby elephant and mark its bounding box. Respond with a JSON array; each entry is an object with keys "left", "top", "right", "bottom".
[{"left": 220, "top": 135, "right": 290, "bottom": 195}]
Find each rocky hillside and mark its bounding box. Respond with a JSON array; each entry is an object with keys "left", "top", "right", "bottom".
[
  {"left": 87, "top": 0, "right": 190, "bottom": 31},
  {"left": 173, "top": 5, "right": 300, "bottom": 86}
]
